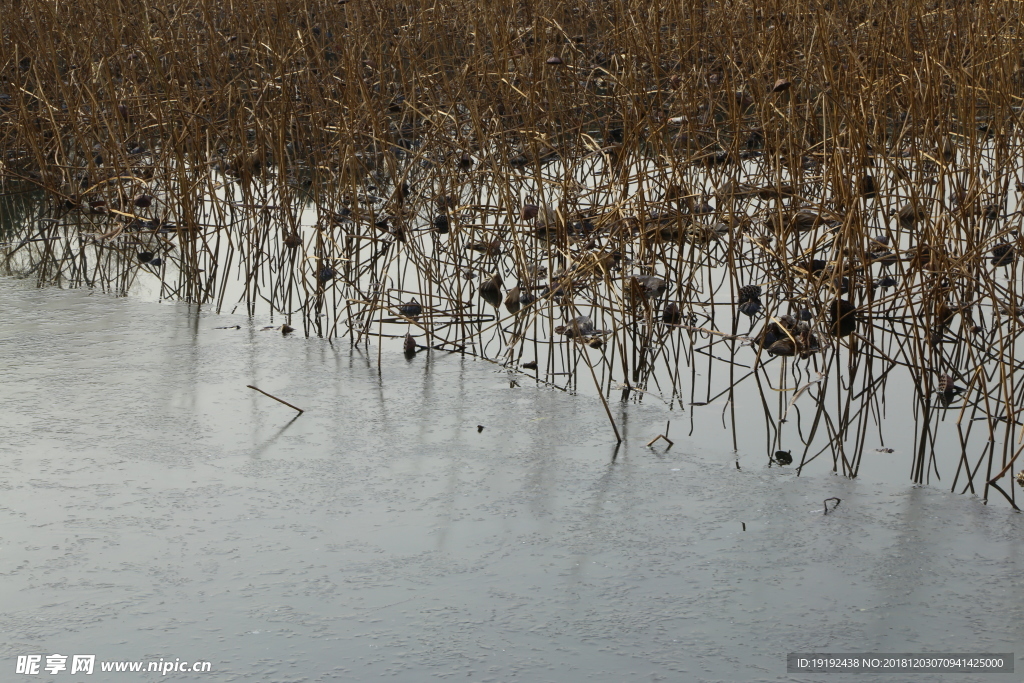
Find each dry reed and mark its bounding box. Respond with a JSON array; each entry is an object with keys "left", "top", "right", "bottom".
[{"left": 2, "top": 0, "right": 1024, "bottom": 504}]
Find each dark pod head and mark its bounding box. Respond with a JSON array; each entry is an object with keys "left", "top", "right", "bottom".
[
  {"left": 774, "top": 450, "right": 793, "bottom": 465},
  {"left": 398, "top": 299, "right": 422, "bottom": 318},
  {"left": 875, "top": 275, "right": 897, "bottom": 289},
  {"left": 737, "top": 284, "right": 762, "bottom": 303},
  {"left": 991, "top": 243, "right": 1015, "bottom": 267},
  {"left": 938, "top": 373, "right": 963, "bottom": 397},
  {"left": 738, "top": 298, "right": 762, "bottom": 318},
  {"left": 433, "top": 215, "right": 450, "bottom": 234},
  {"left": 829, "top": 299, "right": 857, "bottom": 337},
  {"left": 504, "top": 286, "right": 521, "bottom": 314},
  {"left": 767, "top": 338, "right": 795, "bottom": 356}
]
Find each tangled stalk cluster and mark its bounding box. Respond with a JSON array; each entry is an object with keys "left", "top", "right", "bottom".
[{"left": 3, "top": 0, "right": 1024, "bottom": 504}]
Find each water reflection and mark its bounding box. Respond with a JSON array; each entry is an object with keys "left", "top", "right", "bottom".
[
  {"left": 0, "top": 278, "right": 1022, "bottom": 681},
  {"left": 5, "top": 160, "right": 1024, "bottom": 506}
]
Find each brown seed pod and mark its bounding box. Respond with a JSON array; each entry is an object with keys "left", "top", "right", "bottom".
[
  {"left": 937, "top": 374, "right": 961, "bottom": 397},
  {"left": 798, "top": 330, "right": 820, "bottom": 358},
  {"left": 991, "top": 243, "right": 1015, "bottom": 267},
  {"left": 629, "top": 274, "right": 668, "bottom": 298},
  {"left": 479, "top": 273, "right": 503, "bottom": 308},
  {"left": 504, "top": 286, "right": 521, "bottom": 314},
  {"left": 556, "top": 316, "right": 598, "bottom": 338},
  {"left": 734, "top": 91, "right": 754, "bottom": 108},
  {"left": 771, "top": 78, "right": 792, "bottom": 93},
  {"left": 939, "top": 138, "right": 956, "bottom": 162},
  {"left": 737, "top": 285, "right": 762, "bottom": 303},
  {"left": 785, "top": 209, "right": 825, "bottom": 232},
  {"left": 934, "top": 301, "right": 954, "bottom": 329},
  {"left": 466, "top": 241, "right": 501, "bottom": 256},
  {"left": 756, "top": 184, "right": 795, "bottom": 200},
  {"left": 895, "top": 200, "right": 930, "bottom": 227},
  {"left": 758, "top": 315, "right": 798, "bottom": 348},
  {"left": 393, "top": 181, "right": 410, "bottom": 203},
  {"left": 860, "top": 175, "right": 877, "bottom": 198},
  {"left": 767, "top": 338, "right": 796, "bottom": 356}
]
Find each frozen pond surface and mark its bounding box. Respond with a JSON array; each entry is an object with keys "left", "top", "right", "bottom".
[{"left": 1, "top": 276, "right": 1022, "bottom": 682}]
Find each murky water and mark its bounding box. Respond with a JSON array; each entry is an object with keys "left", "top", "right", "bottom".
[{"left": 1, "top": 276, "right": 1022, "bottom": 682}]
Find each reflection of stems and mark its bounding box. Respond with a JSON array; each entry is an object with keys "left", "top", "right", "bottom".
[
  {"left": 583, "top": 345, "right": 622, "bottom": 443},
  {"left": 985, "top": 480, "right": 1020, "bottom": 511},
  {"left": 985, "top": 443, "right": 1024, "bottom": 485},
  {"left": 247, "top": 385, "right": 304, "bottom": 414}
]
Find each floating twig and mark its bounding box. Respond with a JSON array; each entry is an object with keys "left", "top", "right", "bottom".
[
  {"left": 646, "top": 421, "right": 674, "bottom": 448},
  {"left": 246, "top": 385, "right": 304, "bottom": 415}
]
